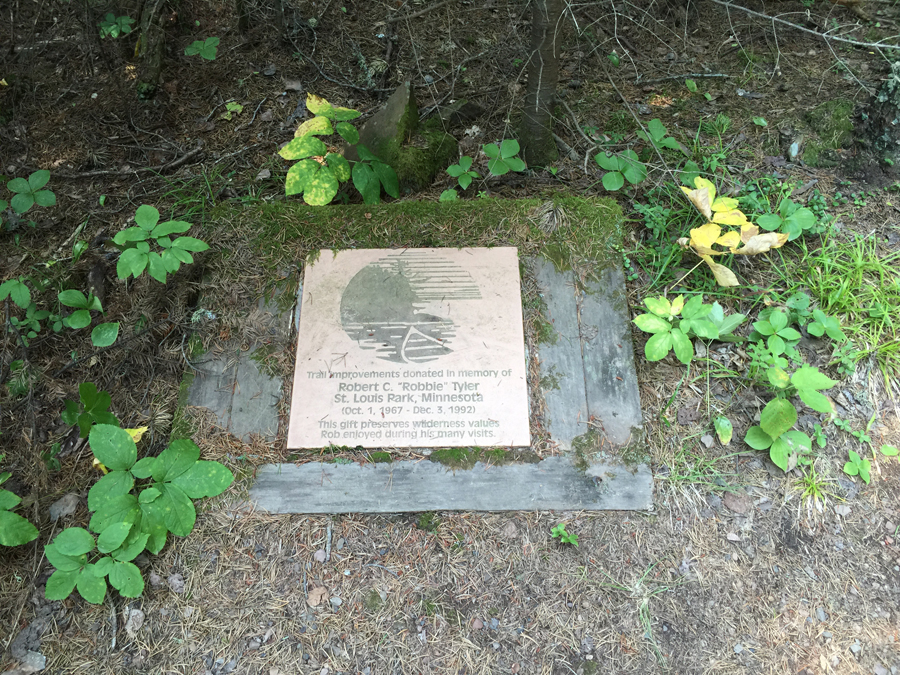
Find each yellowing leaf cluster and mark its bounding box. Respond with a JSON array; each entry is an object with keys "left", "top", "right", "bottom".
[{"left": 678, "top": 178, "right": 788, "bottom": 287}]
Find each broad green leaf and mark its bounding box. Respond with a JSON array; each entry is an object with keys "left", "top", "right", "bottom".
[
  {"left": 670, "top": 296, "right": 685, "bottom": 315},
  {"left": 10, "top": 193, "right": 35, "bottom": 213},
  {"left": 714, "top": 416, "right": 733, "bottom": 445},
  {"left": 58, "top": 290, "right": 88, "bottom": 308},
  {"left": 633, "top": 313, "right": 670, "bottom": 334},
  {"left": 0, "top": 489, "right": 20, "bottom": 511},
  {"left": 756, "top": 214, "right": 782, "bottom": 231},
  {"left": 744, "top": 425, "right": 773, "bottom": 450},
  {"left": 881, "top": 444, "right": 899, "bottom": 457},
  {"left": 97, "top": 521, "right": 132, "bottom": 553},
  {"left": 0, "top": 510, "right": 39, "bottom": 546},
  {"left": 302, "top": 166, "right": 339, "bottom": 206},
  {"left": 372, "top": 162, "right": 399, "bottom": 199},
  {"left": 161, "top": 250, "right": 182, "bottom": 272},
  {"left": 488, "top": 157, "right": 510, "bottom": 176},
  {"left": 499, "top": 139, "right": 520, "bottom": 159},
  {"left": 439, "top": 189, "right": 458, "bottom": 201},
  {"left": 117, "top": 248, "right": 148, "bottom": 280},
  {"left": 279, "top": 135, "right": 327, "bottom": 160},
  {"left": 685, "top": 79, "right": 698, "bottom": 93},
  {"left": 644, "top": 331, "right": 672, "bottom": 361},
  {"left": 594, "top": 153, "right": 619, "bottom": 171},
  {"left": 151, "top": 220, "right": 191, "bottom": 237},
  {"left": 153, "top": 439, "right": 199, "bottom": 482},
  {"left": 482, "top": 143, "right": 500, "bottom": 159},
  {"left": 752, "top": 117, "right": 767, "bottom": 127},
  {"left": 778, "top": 327, "right": 801, "bottom": 341},
  {"left": 759, "top": 398, "right": 797, "bottom": 440},
  {"left": 767, "top": 335, "right": 785, "bottom": 355},
  {"left": 109, "top": 561, "right": 144, "bottom": 597},
  {"left": 330, "top": 106, "right": 362, "bottom": 121},
  {"left": 459, "top": 156, "right": 473, "bottom": 171},
  {"left": 335, "top": 121, "right": 359, "bottom": 145},
  {"left": 446, "top": 164, "right": 464, "bottom": 177},
  {"left": 139, "top": 487, "right": 162, "bottom": 503},
  {"left": 111, "top": 531, "right": 149, "bottom": 562},
  {"left": 602, "top": 171, "right": 625, "bottom": 191},
  {"left": 91, "top": 322, "right": 119, "bottom": 347},
  {"left": 89, "top": 424, "right": 137, "bottom": 472},
  {"left": 131, "top": 457, "right": 156, "bottom": 479},
  {"left": 113, "top": 226, "right": 149, "bottom": 245},
  {"left": 0, "top": 280, "right": 31, "bottom": 308},
  {"left": 147, "top": 251, "right": 167, "bottom": 283},
  {"left": 89, "top": 494, "right": 139, "bottom": 533},
  {"left": 687, "top": 319, "right": 719, "bottom": 340},
  {"left": 171, "top": 236, "right": 209, "bottom": 252},
  {"left": 505, "top": 157, "right": 527, "bottom": 172},
  {"left": 139, "top": 499, "right": 168, "bottom": 554},
  {"left": 171, "top": 461, "right": 234, "bottom": 498},
  {"left": 797, "top": 388, "right": 833, "bottom": 414},
  {"left": 88, "top": 471, "right": 134, "bottom": 512},
  {"left": 791, "top": 365, "right": 838, "bottom": 391},
  {"left": 781, "top": 430, "right": 812, "bottom": 455},
  {"left": 168, "top": 248, "right": 193, "bottom": 265},
  {"left": 769, "top": 310, "right": 788, "bottom": 332},
  {"left": 767, "top": 368, "right": 790, "bottom": 389},
  {"left": 681, "top": 295, "right": 705, "bottom": 318},
  {"left": 356, "top": 145, "right": 380, "bottom": 162},
  {"left": 285, "top": 159, "right": 319, "bottom": 197},
  {"left": 93, "top": 556, "right": 115, "bottom": 576},
  {"left": 76, "top": 566, "right": 107, "bottom": 604},
  {"left": 670, "top": 328, "right": 693, "bottom": 364},
  {"left": 769, "top": 436, "right": 792, "bottom": 472},
  {"left": 46, "top": 569, "right": 80, "bottom": 600},
  {"left": 294, "top": 115, "right": 333, "bottom": 137},
  {"left": 158, "top": 483, "right": 196, "bottom": 537},
  {"left": 44, "top": 543, "right": 85, "bottom": 571},
  {"left": 717, "top": 313, "right": 745, "bottom": 336},
  {"left": 135, "top": 204, "right": 160, "bottom": 230},
  {"left": 647, "top": 118, "right": 666, "bottom": 142},
  {"left": 53, "top": 527, "right": 95, "bottom": 556},
  {"left": 352, "top": 162, "right": 380, "bottom": 204},
  {"left": 325, "top": 153, "right": 351, "bottom": 182},
  {"left": 644, "top": 296, "right": 671, "bottom": 317},
  {"left": 29, "top": 170, "right": 51, "bottom": 190},
  {"left": 7, "top": 177, "right": 30, "bottom": 193},
  {"left": 458, "top": 173, "right": 474, "bottom": 190},
  {"left": 305, "top": 93, "right": 334, "bottom": 116},
  {"left": 858, "top": 459, "right": 871, "bottom": 484}
]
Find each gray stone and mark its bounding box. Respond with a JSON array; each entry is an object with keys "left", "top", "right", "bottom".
[
  {"left": 816, "top": 607, "right": 828, "bottom": 622},
  {"left": 48, "top": 493, "right": 79, "bottom": 521},
  {"left": 250, "top": 456, "right": 652, "bottom": 513},
  {"left": 19, "top": 650, "right": 46, "bottom": 673}
]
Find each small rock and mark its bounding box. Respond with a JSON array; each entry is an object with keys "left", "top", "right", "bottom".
[
  {"left": 248, "top": 639, "right": 261, "bottom": 650},
  {"left": 850, "top": 640, "right": 861, "bottom": 654},
  {"left": 727, "top": 533, "right": 740, "bottom": 542},
  {"left": 734, "top": 643, "right": 743, "bottom": 654},
  {"left": 284, "top": 78, "right": 304, "bottom": 92},
  {"left": 182, "top": 607, "right": 194, "bottom": 619},
  {"left": 816, "top": 607, "right": 827, "bottom": 622},
  {"left": 706, "top": 494, "right": 722, "bottom": 509},
  {"left": 874, "top": 665, "right": 888, "bottom": 675},
  {"left": 822, "top": 631, "right": 832, "bottom": 639},
  {"left": 49, "top": 493, "right": 79, "bottom": 521},
  {"left": 314, "top": 549, "right": 327, "bottom": 563},
  {"left": 262, "top": 64, "right": 277, "bottom": 76},
  {"left": 490, "top": 618, "right": 499, "bottom": 630},
  {"left": 149, "top": 572, "right": 163, "bottom": 588},
  {"left": 723, "top": 491, "right": 751, "bottom": 515},
  {"left": 500, "top": 521, "right": 518, "bottom": 539},
  {"left": 700, "top": 434, "right": 714, "bottom": 449},
  {"left": 259, "top": 110, "right": 274, "bottom": 122},
  {"left": 423, "top": 75, "right": 434, "bottom": 84},
  {"left": 256, "top": 168, "right": 271, "bottom": 181},
  {"left": 835, "top": 505, "right": 851, "bottom": 517},
  {"left": 472, "top": 618, "right": 484, "bottom": 630},
  {"left": 329, "top": 596, "right": 343, "bottom": 609},
  {"left": 124, "top": 608, "right": 145, "bottom": 638},
  {"left": 336, "top": 538, "right": 345, "bottom": 550},
  {"left": 167, "top": 574, "right": 185, "bottom": 593},
  {"left": 17, "top": 650, "right": 46, "bottom": 673},
  {"left": 695, "top": 341, "right": 707, "bottom": 359},
  {"left": 492, "top": 642, "right": 500, "bottom": 650}
]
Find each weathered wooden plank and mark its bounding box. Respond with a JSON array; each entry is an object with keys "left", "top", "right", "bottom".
[
  {"left": 250, "top": 457, "right": 653, "bottom": 513},
  {"left": 580, "top": 266, "right": 643, "bottom": 446},
  {"left": 532, "top": 258, "right": 588, "bottom": 451}
]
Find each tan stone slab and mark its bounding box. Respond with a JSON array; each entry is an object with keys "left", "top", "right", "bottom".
[{"left": 287, "top": 247, "right": 530, "bottom": 448}]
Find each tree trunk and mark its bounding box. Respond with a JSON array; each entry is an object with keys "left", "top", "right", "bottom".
[
  {"left": 136, "top": 0, "right": 167, "bottom": 99},
  {"left": 520, "top": 0, "right": 562, "bottom": 167},
  {"left": 862, "top": 61, "right": 900, "bottom": 170}
]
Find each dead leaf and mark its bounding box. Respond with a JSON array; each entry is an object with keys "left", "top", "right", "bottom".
[
  {"left": 124, "top": 608, "right": 144, "bottom": 638},
  {"left": 681, "top": 185, "right": 713, "bottom": 220},
  {"left": 699, "top": 254, "right": 739, "bottom": 287},
  {"left": 167, "top": 573, "right": 185, "bottom": 593},
  {"left": 731, "top": 231, "right": 789, "bottom": 256},
  {"left": 308, "top": 586, "right": 328, "bottom": 607}
]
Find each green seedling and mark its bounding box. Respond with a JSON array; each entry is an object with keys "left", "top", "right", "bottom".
[
  {"left": 61, "top": 382, "right": 120, "bottom": 438},
  {"left": 595, "top": 149, "right": 646, "bottom": 191},
  {"left": 45, "top": 424, "right": 233, "bottom": 604},
  {"left": 113, "top": 205, "right": 208, "bottom": 283},
  {"left": 220, "top": 101, "right": 243, "bottom": 120},
  {"left": 843, "top": 450, "right": 871, "bottom": 484},
  {"left": 752, "top": 117, "right": 768, "bottom": 127},
  {"left": 634, "top": 295, "right": 736, "bottom": 365},
  {"left": 0, "top": 277, "right": 31, "bottom": 309},
  {"left": 185, "top": 37, "right": 219, "bottom": 60},
  {"left": 752, "top": 309, "right": 801, "bottom": 355},
  {"left": 446, "top": 156, "right": 480, "bottom": 190},
  {"left": 550, "top": 523, "right": 578, "bottom": 546},
  {"left": 99, "top": 13, "right": 134, "bottom": 39},
  {"left": 756, "top": 197, "right": 817, "bottom": 242},
  {"left": 881, "top": 444, "right": 899, "bottom": 458},
  {"left": 0, "top": 471, "right": 40, "bottom": 547},
  {"left": 58, "top": 290, "right": 102, "bottom": 330},
  {"left": 807, "top": 309, "right": 846, "bottom": 341},
  {"left": 7, "top": 170, "right": 56, "bottom": 215},
  {"left": 483, "top": 139, "right": 526, "bottom": 176},
  {"left": 637, "top": 118, "right": 682, "bottom": 152}
]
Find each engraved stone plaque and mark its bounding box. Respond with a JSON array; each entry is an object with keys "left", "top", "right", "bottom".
[{"left": 287, "top": 247, "right": 530, "bottom": 448}]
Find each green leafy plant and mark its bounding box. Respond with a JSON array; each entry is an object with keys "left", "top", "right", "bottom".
[
  {"left": 61, "top": 383, "right": 120, "bottom": 438},
  {"left": 594, "top": 149, "right": 646, "bottom": 191},
  {"left": 751, "top": 309, "right": 801, "bottom": 355},
  {"left": 220, "top": 101, "right": 243, "bottom": 120},
  {"left": 6, "top": 170, "right": 56, "bottom": 215},
  {"left": 279, "top": 94, "right": 399, "bottom": 206},
  {"left": 713, "top": 416, "right": 733, "bottom": 444},
  {"left": 881, "top": 444, "right": 899, "bottom": 458},
  {"left": 483, "top": 139, "right": 526, "bottom": 176},
  {"left": 0, "top": 471, "right": 40, "bottom": 547},
  {"left": 843, "top": 450, "right": 871, "bottom": 484},
  {"left": 185, "top": 37, "right": 219, "bottom": 60},
  {"left": 44, "top": 424, "right": 234, "bottom": 604},
  {"left": 0, "top": 277, "right": 31, "bottom": 308},
  {"left": 550, "top": 523, "right": 578, "bottom": 546},
  {"left": 440, "top": 156, "right": 481, "bottom": 201},
  {"left": 113, "top": 205, "right": 208, "bottom": 283},
  {"left": 807, "top": 308, "right": 846, "bottom": 341},
  {"left": 756, "top": 198, "right": 817, "bottom": 242},
  {"left": 633, "top": 295, "right": 742, "bottom": 364},
  {"left": 57, "top": 290, "right": 102, "bottom": 330},
  {"left": 636, "top": 119, "right": 682, "bottom": 152},
  {"left": 99, "top": 13, "right": 135, "bottom": 39}
]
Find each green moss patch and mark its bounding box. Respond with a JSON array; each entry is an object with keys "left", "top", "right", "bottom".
[
  {"left": 803, "top": 99, "right": 853, "bottom": 167},
  {"left": 428, "top": 447, "right": 541, "bottom": 470}
]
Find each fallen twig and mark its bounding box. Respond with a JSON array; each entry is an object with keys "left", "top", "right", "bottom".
[
  {"left": 384, "top": 0, "right": 456, "bottom": 23},
  {"left": 52, "top": 146, "right": 204, "bottom": 179}
]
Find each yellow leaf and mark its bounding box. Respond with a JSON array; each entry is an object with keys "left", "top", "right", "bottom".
[
  {"left": 694, "top": 177, "right": 717, "bottom": 205},
  {"left": 689, "top": 223, "right": 723, "bottom": 255},
  {"left": 671, "top": 295, "right": 685, "bottom": 315},
  {"left": 294, "top": 115, "right": 333, "bottom": 138},
  {"left": 699, "top": 254, "right": 739, "bottom": 286},
  {"left": 681, "top": 186, "right": 712, "bottom": 220},
  {"left": 306, "top": 93, "right": 332, "bottom": 116},
  {"left": 712, "top": 209, "right": 750, "bottom": 226},
  {"left": 716, "top": 231, "right": 742, "bottom": 248},
  {"left": 92, "top": 458, "right": 109, "bottom": 474},
  {"left": 711, "top": 196, "right": 740, "bottom": 212},
  {"left": 731, "top": 232, "right": 789, "bottom": 256},
  {"left": 125, "top": 427, "right": 149, "bottom": 443},
  {"left": 740, "top": 223, "right": 759, "bottom": 243}
]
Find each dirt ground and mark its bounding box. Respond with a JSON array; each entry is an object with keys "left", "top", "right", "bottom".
[{"left": 2, "top": 0, "right": 900, "bottom": 673}]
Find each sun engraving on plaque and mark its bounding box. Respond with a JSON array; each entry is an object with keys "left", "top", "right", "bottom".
[{"left": 340, "top": 251, "right": 482, "bottom": 364}]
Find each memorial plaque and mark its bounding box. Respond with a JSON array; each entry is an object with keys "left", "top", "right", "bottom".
[{"left": 287, "top": 248, "right": 530, "bottom": 448}]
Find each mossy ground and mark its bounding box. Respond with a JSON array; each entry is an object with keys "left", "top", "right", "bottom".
[{"left": 803, "top": 99, "right": 854, "bottom": 167}]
